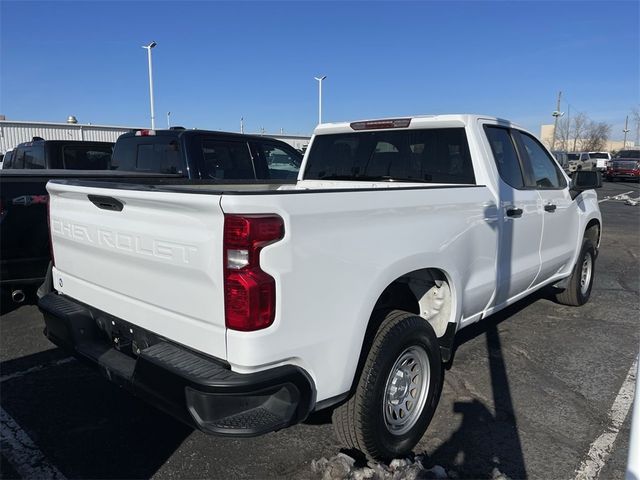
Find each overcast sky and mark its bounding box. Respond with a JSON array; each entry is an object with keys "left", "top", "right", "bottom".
[{"left": 1, "top": 1, "right": 638, "bottom": 139}]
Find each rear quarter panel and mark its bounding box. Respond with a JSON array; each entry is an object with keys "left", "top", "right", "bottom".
[{"left": 221, "top": 186, "right": 497, "bottom": 401}]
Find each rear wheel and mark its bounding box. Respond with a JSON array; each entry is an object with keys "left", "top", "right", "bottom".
[
  {"left": 332, "top": 310, "right": 443, "bottom": 461},
  {"left": 555, "top": 239, "right": 596, "bottom": 306}
]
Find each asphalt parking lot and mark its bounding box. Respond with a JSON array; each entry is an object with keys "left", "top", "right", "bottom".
[{"left": 1, "top": 180, "right": 638, "bottom": 480}]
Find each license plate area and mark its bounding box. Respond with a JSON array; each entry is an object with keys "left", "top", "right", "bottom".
[{"left": 95, "top": 314, "right": 161, "bottom": 358}]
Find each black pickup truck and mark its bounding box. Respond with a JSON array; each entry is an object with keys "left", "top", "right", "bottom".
[
  {"left": 111, "top": 128, "right": 303, "bottom": 180},
  {"left": 0, "top": 130, "right": 302, "bottom": 306}
]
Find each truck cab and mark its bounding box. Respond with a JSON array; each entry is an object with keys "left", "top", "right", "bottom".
[{"left": 111, "top": 129, "right": 303, "bottom": 180}]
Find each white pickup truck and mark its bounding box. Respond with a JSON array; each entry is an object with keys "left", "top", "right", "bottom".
[{"left": 39, "top": 115, "right": 602, "bottom": 460}]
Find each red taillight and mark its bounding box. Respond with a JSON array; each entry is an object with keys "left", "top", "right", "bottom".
[
  {"left": 135, "top": 129, "right": 156, "bottom": 136},
  {"left": 47, "top": 197, "right": 55, "bottom": 266},
  {"left": 223, "top": 214, "right": 284, "bottom": 331}
]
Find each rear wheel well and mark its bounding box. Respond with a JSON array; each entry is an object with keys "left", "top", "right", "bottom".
[
  {"left": 372, "top": 269, "right": 453, "bottom": 338},
  {"left": 585, "top": 219, "right": 601, "bottom": 250},
  {"left": 344, "top": 269, "right": 453, "bottom": 399}
]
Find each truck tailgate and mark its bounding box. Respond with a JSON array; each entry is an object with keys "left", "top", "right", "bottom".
[{"left": 47, "top": 181, "right": 227, "bottom": 360}]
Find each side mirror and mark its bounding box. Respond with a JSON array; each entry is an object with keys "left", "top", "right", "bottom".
[{"left": 571, "top": 170, "right": 602, "bottom": 192}]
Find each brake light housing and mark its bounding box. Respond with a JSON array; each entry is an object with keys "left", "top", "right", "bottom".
[
  {"left": 135, "top": 129, "right": 156, "bottom": 136},
  {"left": 350, "top": 118, "right": 411, "bottom": 130},
  {"left": 223, "top": 214, "right": 284, "bottom": 331}
]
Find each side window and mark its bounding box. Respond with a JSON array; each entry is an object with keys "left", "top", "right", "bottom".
[
  {"left": 484, "top": 126, "right": 524, "bottom": 188},
  {"left": 259, "top": 143, "right": 301, "bottom": 180},
  {"left": 12, "top": 149, "right": 26, "bottom": 169},
  {"left": 200, "top": 140, "right": 255, "bottom": 179},
  {"left": 516, "top": 132, "right": 566, "bottom": 189},
  {"left": 24, "top": 147, "right": 45, "bottom": 169}
]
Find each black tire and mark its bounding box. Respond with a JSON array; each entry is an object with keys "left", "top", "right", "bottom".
[
  {"left": 555, "top": 239, "right": 596, "bottom": 306},
  {"left": 331, "top": 310, "right": 443, "bottom": 461}
]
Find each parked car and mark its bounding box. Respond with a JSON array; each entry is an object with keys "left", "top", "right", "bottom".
[
  {"left": 606, "top": 149, "right": 640, "bottom": 181},
  {"left": 3, "top": 138, "right": 114, "bottom": 170},
  {"left": 579, "top": 151, "right": 611, "bottom": 171},
  {"left": 612, "top": 149, "right": 640, "bottom": 160},
  {"left": 40, "top": 114, "right": 601, "bottom": 460},
  {"left": 0, "top": 131, "right": 302, "bottom": 303}
]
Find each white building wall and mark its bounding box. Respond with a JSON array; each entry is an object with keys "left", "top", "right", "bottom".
[
  {"left": 0, "top": 121, "right": 139, "bottom": 153},
  {"left": 540, "top": 123, "right": 636, "bottom": 152}
]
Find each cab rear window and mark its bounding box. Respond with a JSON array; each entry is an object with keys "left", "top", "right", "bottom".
[
  {"left": 111, "top": 137, "right": 186, "bottom": 174},
  {"left": 62, "top": 145, "right": 112, "bottom": 170},
  {"left": 305, "top": 128, "right": 475, "bottom": 184}
]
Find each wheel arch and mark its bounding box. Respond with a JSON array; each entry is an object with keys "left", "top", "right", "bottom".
[
  {"left": 338, "top": 265, "right": 460, "bottom": 405},
  {"left": 584, "top": 218, "right": 601, "bottom": 250}
]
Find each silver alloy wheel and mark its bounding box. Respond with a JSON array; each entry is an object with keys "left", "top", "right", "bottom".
[
  {"left": 580, "top": 252, "right": 593, "bottom": 295},
  {"left": 383, "top": 346, "right": 430, "bottom": 436}
]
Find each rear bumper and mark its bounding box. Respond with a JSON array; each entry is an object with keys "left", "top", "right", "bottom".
[
  {"left": 38, "top": 292, "right": 315, "bottom": 437},
  {"left": 607, "top": 172, "right": 640, "bottom": 179}
]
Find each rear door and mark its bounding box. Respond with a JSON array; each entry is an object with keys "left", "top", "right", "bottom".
[
  {"left": 483, "top": 125, "right": 543, "bottom": 306},
  {"left": 47, "top": 181, "right": 227, "bottom": 359},
  {"left": 514, "top": 130, "right": 579, "bottom": 283}
]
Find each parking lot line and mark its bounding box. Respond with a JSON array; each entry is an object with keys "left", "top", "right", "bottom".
[
  {"left": 0, "top": 407, "right": 67, "bottom": 480},
  {"left": 575, "top": 356, "right": 638, "bottom": 480},
  {"left": 0, "top": 357, "right": 74, "bottom": 383}
]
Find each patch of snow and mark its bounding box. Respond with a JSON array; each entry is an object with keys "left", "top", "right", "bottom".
[{"left": 309, "top": 452, "right": 456, "bottom": 479}]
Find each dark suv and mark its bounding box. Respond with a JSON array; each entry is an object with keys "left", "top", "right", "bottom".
[{"left": 111, "top": 128, "right": 303, "bottom": 180}]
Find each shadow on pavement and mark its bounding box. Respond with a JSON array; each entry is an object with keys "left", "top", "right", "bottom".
[
  {"left": 1, "top": 350, "right": 192, "bottom": 479},
  {"left": 420, "top": 290, "right": 553, "bottom": 478},
  {"left": 426, "top": 322, "right": 527, "bottom": 479}
]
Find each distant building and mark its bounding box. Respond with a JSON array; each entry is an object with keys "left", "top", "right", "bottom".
[
  {"left": 0, "top": 119, "right": 311, "bottom": 153},
  {"left": 540, "top": 124, "right": 636, "bottom": 152},
  {"left": 0, "top": 120, "right": 135, "bottom": 153}
]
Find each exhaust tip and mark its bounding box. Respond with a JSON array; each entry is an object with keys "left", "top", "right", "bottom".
[{"left": 11, "top": 290, "right": 26, "bottom": 303}]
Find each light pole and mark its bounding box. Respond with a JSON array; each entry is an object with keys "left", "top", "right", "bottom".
[
  {"left": 167, "top": 111, "right": 171, "bottom": 129},
  {"left": 551, "top": 91, "right": 563, "bottom": 151},
  {"left": 314, "top": 75, "right": 326, "bottom": 124},
  {"left": 564, "top": 104, "right": 571, "bottom": 151},
  {"left": 622, "top": 115, "right": 630, "bottom": 150},
  {"left": 142, "top": 41, "right": 157, "bottom": 129}
]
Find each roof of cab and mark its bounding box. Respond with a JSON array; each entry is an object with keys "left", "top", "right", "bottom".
[
  {"left": 118, "top": 128, "right": 293, "bottom": 144},
  {"left": 313, "top": 114, "right": 523, "bottom": 135},
  {"left": 16, "top": 139, "right": 114, "bottom": 148}
]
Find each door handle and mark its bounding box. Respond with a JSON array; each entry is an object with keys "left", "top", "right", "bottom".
[
  {"left": 506, "top": 207, "right": 523, "bottom": 218},
  {"left": 88, "top": 195, "right": 124, "bottom": 212},
  {"left": 544, "top": 204, "right": 557, "bottom": 212}
]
